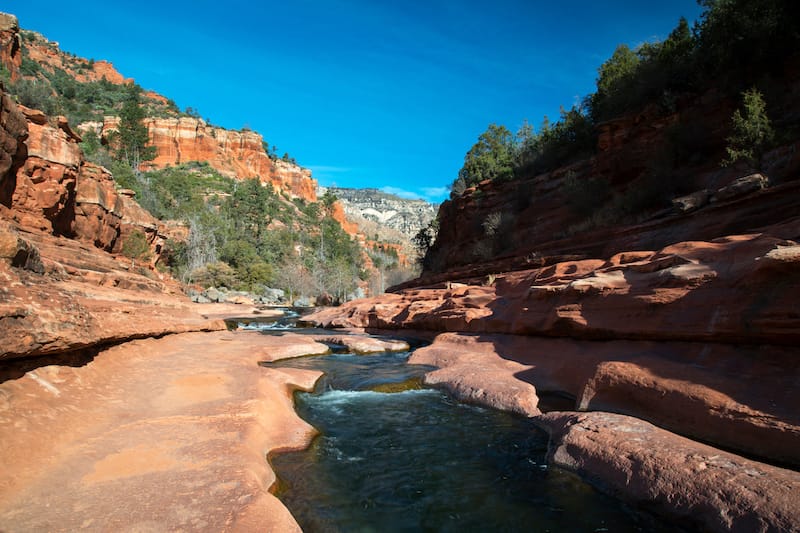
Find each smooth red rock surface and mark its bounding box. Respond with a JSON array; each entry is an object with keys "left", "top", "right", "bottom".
[
  {"left": 535, "top": 411, "right": 800, "bottom": 533},
  {"left": 0, "top": 330, "right": 329, "bottom": 532}
]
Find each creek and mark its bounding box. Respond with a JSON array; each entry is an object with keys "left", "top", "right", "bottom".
[{"left": 235, "top": 313, "right": 672, "bottom": 532}]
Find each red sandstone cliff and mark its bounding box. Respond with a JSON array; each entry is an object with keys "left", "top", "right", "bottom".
[
  {"left": 423, "top": 75, "right": 800, "bottom": 281},
  {"left": 90, "top": 116, "right": 319, "bottom": 203},
  {"left": 2, "top": 97, "right": 163, "bottom": 255}
]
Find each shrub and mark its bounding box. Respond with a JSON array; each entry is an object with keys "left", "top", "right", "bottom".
[
  {"left": 189, "top": 261, "right": 236, "bottom": 288},
  {"left": 723, "top": 88, "right": 774, "bottom": 170},
  {"left": 121, "top": 230, "right": 152, "bottom": 262},
  {"left": 563, "top": 173, "right": 611, "bottom": 217}
]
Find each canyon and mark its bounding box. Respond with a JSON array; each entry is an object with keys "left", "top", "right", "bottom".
[
  {"left": 2, "top": 7, "right": 800, "bottom": 533},
  {"left": 303, "top": 59, "right": 800, "bottom": 532}
]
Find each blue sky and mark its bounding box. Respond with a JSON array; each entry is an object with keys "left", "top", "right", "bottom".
[{"left": 6, "top": 1, "right": 702, "bottom": 203}]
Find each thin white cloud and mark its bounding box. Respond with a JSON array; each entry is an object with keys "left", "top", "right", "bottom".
[
  {"left": 380, "top": 186, "right": 423, "bottom": 200},
  {"left": 420, "top": 186, "right": 448, "bottom": 202},
  {"left": 307, "top": 165, "right": 352, "bottom": 173}
]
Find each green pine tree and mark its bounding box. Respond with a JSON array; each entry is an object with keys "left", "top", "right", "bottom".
[
  {"left": 723, "top": 88, "right": 774, "bottom": 170},
  {"left": 114, "top": 84, "right": 155, "bottom": 171}
]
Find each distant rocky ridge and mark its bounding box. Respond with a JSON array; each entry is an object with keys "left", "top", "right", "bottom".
[{"left": 319, "top": 186, "right": 437, "bottom": 240}]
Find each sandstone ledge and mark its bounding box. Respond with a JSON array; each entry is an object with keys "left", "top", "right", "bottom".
[
  {"left": 308, "top": 232, "right": 800, "bottom": 346},
  {"left": 535, "top": 411, "right": 800, "bottom": 533},
  {"left": 0, "top": 330, "right": 330, "bottom": 531},
  {"left": 0, "top": 224, "right": 228, "bottom": 361}
]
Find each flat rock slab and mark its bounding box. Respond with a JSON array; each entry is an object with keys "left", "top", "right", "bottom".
[
  {"left": 310, "top": 334, "right": 410, "bottom": 354},
  {"left": 535, "top": 411, "right": 800, "bottom": 533},
  {"left": 0, "top": 330, "right": 329, "bottom": 532}
]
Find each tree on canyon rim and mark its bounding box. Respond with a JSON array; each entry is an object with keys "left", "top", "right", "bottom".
[{"left": 112, "top": 84, "right": 155, "bottom": 172}]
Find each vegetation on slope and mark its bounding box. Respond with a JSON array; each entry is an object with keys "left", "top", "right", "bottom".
[
  {"left": 409, "top": 0, "right": 800, "bottom": 275},
  {"left": 110, "top": 156, "right": 367, "bottom": 301},
  {"left": 0, "top": 24, "right": 385, "bottom": 302},
  {"left": 451, "top": 0, "right": 800, "bottom": 199}
]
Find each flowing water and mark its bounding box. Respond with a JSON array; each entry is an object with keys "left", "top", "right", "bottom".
[{"left": 247, "top": 314, "right": 672, "bottom": 532}]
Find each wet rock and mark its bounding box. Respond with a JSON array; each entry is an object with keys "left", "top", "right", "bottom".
[
  {"left": 313, "top": 334, "right": 409, "bottom": 354},
  {"left": 404, "top": 331, "right": 800, "bottom": 468}
]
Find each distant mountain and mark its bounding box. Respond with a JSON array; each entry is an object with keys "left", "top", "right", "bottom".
[{"left": 320, "top": 186, "right": 437, "bottom": 241}]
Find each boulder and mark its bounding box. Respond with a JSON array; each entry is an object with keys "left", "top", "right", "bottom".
[
  {"left": 672, "top": 189, "right": 710, "bottom": 213},
  {"left": 712, "top": 173, "right": 768, "bottom": 203},
  {"left": 204, "top": 287, "right": 222, "bottom": 303},
  {"left": 261, "top": 287, "right": 285, "bottom": 304},
  {"left": 0, "top": 221, "right": 43, "bottom": 273}
]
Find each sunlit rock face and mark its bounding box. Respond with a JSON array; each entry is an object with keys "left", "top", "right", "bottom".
[{"left": 96, "top": 116, "right": 318, "bottom": 203}]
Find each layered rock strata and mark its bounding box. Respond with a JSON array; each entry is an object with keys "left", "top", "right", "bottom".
[
  {"left": 0, "top": 221, "right": 224, "bottom": 361},
  {"left": 1, "top": 88, "right": 166, "bottom": 257},
  {"left": 96, "top": 116, "right": 318, "bottom": 202}
]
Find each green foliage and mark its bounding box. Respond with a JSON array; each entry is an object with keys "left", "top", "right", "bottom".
[
  {"left": 723, "top": 88, "right": 774, "bottom": 170},
  {"left": 190, "top": 261, "right": 237, "bottom": 289},
  {"left": 8, "top": 78, "right": 58, "bottom": 115},
  {"left": 112, "top": 84, "right": 156, "bottom": 170},
  {"left": 20, "top": 57, "right": 42, "bottom": 76},
  {"left": 131, "top": 162, "right": 234, "bottom": 220},
  {"left": 121, "top": 230, "right": 152, "bottom": 261},
  {"left": 591, "top": 44, "right": 640, "bottom": 121},
  {"left": 452, "top": 124, "right": 515, "bottom": 197},
  {"left": 413, "top": 218, "right": 439, "bottom": 269},
  {"left": 80, "top": 129, "right": 102, "bottom": 159},
  {"left": 563, "top": 173, "right": 611, "bottom": 217},
  {"left": 448, "top": 0, "right": 799, "bottom": 206},
  {"left": 122, "top": 162, "right": 364, "bottom": 299},
  {"left": 521, "top": 106, "right": 595, "bottom": 175},
  {"left": 0, "top": 64, "right": 10, "bottom": 86},
  {"left": 452, "top": 107, "right": 595, "bottom": 197},
  {"left": 696, "top": 0, "right": 799, "bottom": 83}
]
